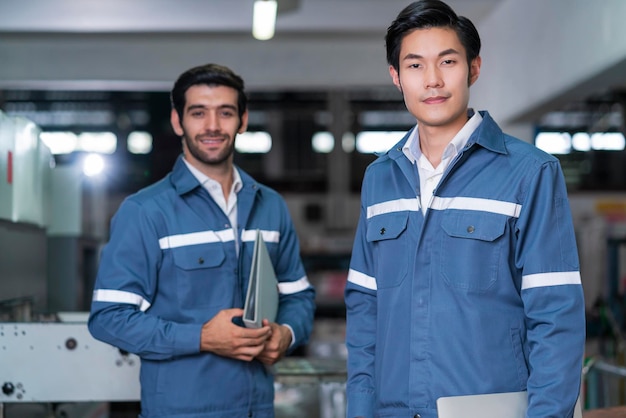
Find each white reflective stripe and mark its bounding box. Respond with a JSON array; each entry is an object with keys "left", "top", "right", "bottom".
[
  {"left": 347, "top": 268, "right": 377, "bottom": 290},
  {"left": 522, "top": 271, "right": 582, "bottom": 290},
  {"left": 278, "top": 276, "right": 311, "bottom": 294},
  {"left": 159, "top": 229, "right": 235, "bottom": 249},
  {"left": 430, "top": 196, "right": 522, "bottom": 218},
  {"left": 241, "top": 229, "right": 257, "bottom": 242},
  {"left": 216, "top": 229, "right": 236, "bottom": 242},
  {"left": 241, "top": 229, "right": 280, "bottom": 243},
  {"left": 367, "top": 198, "right": 420, "bottom": 219},
  {"left": 92, "top": 289, "right": 151, "bottom": 312}
]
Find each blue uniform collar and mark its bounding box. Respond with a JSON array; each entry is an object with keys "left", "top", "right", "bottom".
[
  {"left": 387, "top": 110, "right": 507, "bottom": 162},
  {"left": 469, "top": 111, "right": 507, "bottom": 154},
  {"left": 169, "top": 155, "right": 261, "bottom": 196}
]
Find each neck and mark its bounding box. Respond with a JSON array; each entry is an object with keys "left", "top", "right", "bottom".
[
  {"left": 418, "top": 125, "right": 456, "bottom": 168},
  {"left": 206, "top": 165, "right": 234, "bottom": 200},
  {"left": 185, "top": 155, "right": 235, "bottom": 198},
  {"left": 418, "top": 115, "right": 469, "bottom": 167}
]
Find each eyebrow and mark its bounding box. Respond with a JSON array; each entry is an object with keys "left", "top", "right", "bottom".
[
  {"left": 186, "top": 103, "right": 238, "bottom": 113},
  {"left": 402, "top": 48, "right": 461, "bottom": 61}
]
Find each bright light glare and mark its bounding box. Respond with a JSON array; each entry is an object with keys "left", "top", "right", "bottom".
[
  {"left": 312, "top": 132, "right": 334, "bottom": 153},
  {"left": 356, "top": 131, "right": 404, "bottom": 154},
  {"left": 236, "top": 131, "right": 272, "bottom": 153},
  {"left": 591, "top": 132, "right": 625, "bottom": 150},
  {"left": 40, "top": 131, "right": 78, "bottom": 155},
  {"left": 537, "top": 131, "right": 626, "bottom": 154},
  {"left": 83, "top": 153, "right": 105, "bottom": 177},
  {"left": 535, "top": 132, "right": 571, "bottom": 154},
  {"left": 253, "top": 0, "right": 277, "bottom": 41},
  {"left": 571, "top": 133, "right": 591, "bottom": 151},
  {"left": 79, "top": 132, "right": 117, "bottom": 154},
  {"left": 128, "top": 131, "right": 153, "bottom": 154}
]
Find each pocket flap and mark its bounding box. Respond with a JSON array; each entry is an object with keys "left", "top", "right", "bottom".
[
  {"left": 441, "top": 211, "right": 507, "bottom": 242},
  {"left": 366, "top": 212, "right": 408, "bottom": 242},
  {"left": 173, "top": 243, "right": 225, "bottom": 270}
]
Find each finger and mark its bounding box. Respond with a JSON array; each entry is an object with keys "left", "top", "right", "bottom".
[
  {"left": 242, "top": 334, "right": 272, "bottom": 347},
  {"left": 223, "top": 308, "right": 245, "bottom": 318},
  {"left": 236, "top": 343, "right": 266, "bottom": 359},
  {"left": 239, "top": 326, "right": 272, "bottom": 340}
]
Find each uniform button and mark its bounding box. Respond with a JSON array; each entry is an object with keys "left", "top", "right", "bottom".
[
  {"left": 414, "top": 414, "right": 421, "bottom": 418},
  {"left": 467, "top": 225, "right": 475, "bottom": 233},
  {"left": 198, "top": 257, "right": 204, "bottom": 264},
  {"left": 380, "top": 227, "right": 386, "bottom": 235}
]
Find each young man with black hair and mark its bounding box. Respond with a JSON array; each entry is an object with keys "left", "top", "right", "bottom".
[{"left": 344, "top": 1, "right": 585, "bottom": 417}]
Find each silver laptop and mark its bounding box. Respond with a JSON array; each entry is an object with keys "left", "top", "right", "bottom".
[
  {"left": 437, "top": 391, "right": 583, "bottom": 418},
  {"left": 243, "top": 229, "right": 279, "bottom": 328}
]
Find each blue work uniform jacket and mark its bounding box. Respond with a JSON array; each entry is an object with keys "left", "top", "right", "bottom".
[
  {"left": 345, "top": 112, "right": 585, "bottom": 418},
  {"left": 88, "top": 156, "right": 315, "bottom": 418}
]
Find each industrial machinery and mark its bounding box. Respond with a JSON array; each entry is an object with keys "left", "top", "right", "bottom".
[{"left": 0, "top": 315, "right": 140, "bottom": 418}]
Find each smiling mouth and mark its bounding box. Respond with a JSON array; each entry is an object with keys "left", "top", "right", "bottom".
[{"left": 199, "top": 136, "right": 225, "bottom": 144}]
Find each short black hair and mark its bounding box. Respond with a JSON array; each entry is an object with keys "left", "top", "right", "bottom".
[
  {"left": 170, "top": 63, "right": 247, "bottom": 120},
  {"left": 385, "top": 0, "right": 481, "bottom": 71}
]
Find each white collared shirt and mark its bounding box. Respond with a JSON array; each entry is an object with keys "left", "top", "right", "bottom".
[
  {"left": 402, "top": 111, "right": 483, "bottom": 215},
  {"left": 183, "top": 158, "right": 243, "bottom": 252}
]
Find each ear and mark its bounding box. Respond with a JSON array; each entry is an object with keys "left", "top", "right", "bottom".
[
  {"left": 170, "top": 108, "right": 184, "bottom": 136},
  {"left": 389, "top": 65, "right": 402, "bottom": 92},
  {"left": 238, "top": 110, "right": 249, "bottom": 134},
  {"left": 469, "top": 56, "right": 482, "bottom": 86}
]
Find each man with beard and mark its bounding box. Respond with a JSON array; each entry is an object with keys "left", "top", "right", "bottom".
[{"left": 88, "top": 63, "right": 316, "bottom": 418}]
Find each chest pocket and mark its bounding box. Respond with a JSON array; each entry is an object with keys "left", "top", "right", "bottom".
[
  {"left": 173, "top": 243, "right": 225, "bottom": 270},
  {"left": 440, "top": 211, "right": 507, "bottom": 292},
  {"left": 366, "top": 212, "right": 409, "bottom": 288},
  {"left": 172, "top": 241, "right": 227, "bottom": 309}
]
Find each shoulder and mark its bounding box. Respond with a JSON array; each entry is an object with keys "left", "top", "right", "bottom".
[
  {"left": 238, "top": 167, "right": 289, "bottom": 207},
  {"left": 125, "top": 174, "right": 175, "bottom": 206},
  {"left": 479, "top": 111, "right": 559, "bottom": 167},
  {"left": 503, "top": 134, "right": 560, "bottom": 167}
]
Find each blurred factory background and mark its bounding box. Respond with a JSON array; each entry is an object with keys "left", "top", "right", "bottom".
[{"left": 1, "top": 0, "right": 626, "bottom": 417}]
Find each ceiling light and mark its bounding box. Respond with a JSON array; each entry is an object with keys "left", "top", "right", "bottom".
[
  {"left": 82, "top": 153, "right": 105, "bottom": 177},
  {"left": 253, "top": 0, "right": 278, "bottom": 41}
]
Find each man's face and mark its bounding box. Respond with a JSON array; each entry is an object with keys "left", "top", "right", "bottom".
[
  {"left": 389, "top": 27, "right": 481, "bottom": 132},
  {"left": 170, "top": 84, "right": 248, "bottom": 170}
]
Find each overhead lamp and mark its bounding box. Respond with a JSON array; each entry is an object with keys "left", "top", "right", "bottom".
[
  {"left": 253, "top": 0, "right": 278, "bottom": 41},
  {"left": 82, "top": 153, "right": 106, "bottom": 177}
]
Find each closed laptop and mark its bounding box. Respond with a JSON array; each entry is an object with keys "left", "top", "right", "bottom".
[
  {"left": 243, "top": 230, "right": 279, "bottom": 328},
  {"left": 437, "top": 391, "right": 582, "bottom": 418}
]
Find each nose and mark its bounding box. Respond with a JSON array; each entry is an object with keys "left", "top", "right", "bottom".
[
  {"left": 205, "top": 111, "right": 221, "bottom": 132},
  {"left": 424, "top": 65, "right": 443, "bottom": 89}
]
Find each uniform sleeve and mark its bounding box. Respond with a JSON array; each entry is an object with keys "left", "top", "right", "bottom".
[
  {"left": 88, "top": 199, "right": 202, "bottom": 360},
  {"left": 273, "top": 197, "right": 316, "bottom": 351},
  {"left": 515, "top": 160, "right": 586, "bottom": 418},
  {"left": 344, "top": 191, "right": 378, "bottom": 418}
]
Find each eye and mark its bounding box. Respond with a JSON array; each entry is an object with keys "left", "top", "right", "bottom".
[
  {"left": 407, "top": 63, "right": 422, "bottom": 69},
  {"left": 220, "top": 110, "right": 235, "bottom": 118},
  {"left": 441, "top": 59, "right": 455, "bottom": 65},
  {"left": 190, "top": 110, "right": 205, "bottom": 118}
]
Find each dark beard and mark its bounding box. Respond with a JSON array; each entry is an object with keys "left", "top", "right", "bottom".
[{"left": 183, "top": 131, "right": 235, "bottom": 166}]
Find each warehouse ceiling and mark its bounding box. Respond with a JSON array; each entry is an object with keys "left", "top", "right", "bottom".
[
  {"left": 0, "top": 0, "right": 503, "bottom": 37},
  {"left": 1, "top": 0, "right": 625, "bottom": 194}
]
